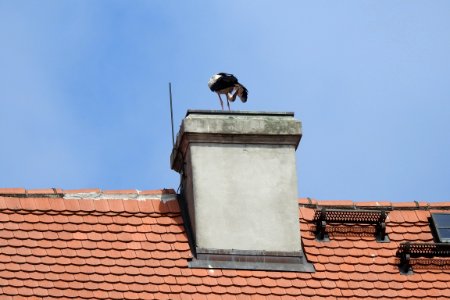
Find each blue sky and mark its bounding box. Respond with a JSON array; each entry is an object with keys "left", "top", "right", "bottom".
[{"left": 1, "top": 1, "right": 449, "bottom": 202}]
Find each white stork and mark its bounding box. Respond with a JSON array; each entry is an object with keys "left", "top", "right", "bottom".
[{"left": 208, "top": 73, "right": 248, "bottom": 110}]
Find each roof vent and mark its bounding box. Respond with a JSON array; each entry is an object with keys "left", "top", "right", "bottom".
[{"left": 171, "top": 110, "right": 313, "bottom": 272}]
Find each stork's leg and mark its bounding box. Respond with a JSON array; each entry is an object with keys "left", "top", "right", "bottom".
[
  {"left": 227, "top": 98, "right": 231, "bottom": 111},
  {"left": 217, "top": 94, "right": 224, "bottom": 110}
]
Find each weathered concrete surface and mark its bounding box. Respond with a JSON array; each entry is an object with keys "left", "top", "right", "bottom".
[
  {"left": 171, "top": 110, "right": 302, "bottom": 253},
  {"left": 171, "top": 110, "right": 302, "bottom": 173},
  {"left": 182, "top": 110, "right": 301, "bottom": 135},
  {"left": 191, "top": 143, "right": 300, "bottom": 251}
]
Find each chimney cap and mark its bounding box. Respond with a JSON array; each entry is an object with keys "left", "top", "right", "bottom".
[
  {"left": 185, "top": 109, "right": 295, "bottom": 117},
  {"left": 170, "top": 110, "right": 302, "bottom": 172}
]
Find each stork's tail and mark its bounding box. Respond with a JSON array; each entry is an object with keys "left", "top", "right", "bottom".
[{"left": 236, "top": 83, "right": 248, "bottom": 103}]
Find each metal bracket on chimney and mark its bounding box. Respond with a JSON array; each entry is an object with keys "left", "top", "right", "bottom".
[
  {"left": 396, "top": 242, "right": 450, "bottom": 274},
  {"left": 314, "top": 208, "right": 389, "bottom": 242}
]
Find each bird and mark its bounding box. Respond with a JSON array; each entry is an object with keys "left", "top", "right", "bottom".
[{"left": 208, "top": 73, "right": 248, "bottom": 110}]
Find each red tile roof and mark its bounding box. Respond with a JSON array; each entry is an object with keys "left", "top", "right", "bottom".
[{"left": 0, "top": 189, "right": 449, "bottom": 299}]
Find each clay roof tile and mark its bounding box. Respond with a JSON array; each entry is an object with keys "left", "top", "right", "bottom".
[{"left": 0, "top": 193, "right": 448, "bottom": 299}]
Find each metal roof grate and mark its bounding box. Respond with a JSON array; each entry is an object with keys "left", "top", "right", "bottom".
[
  {"left": 396, "top": 242, "right": 450, "bottom": 274},
  {"left": 313, "top": 208, "right": 389, "bottom": 242}
]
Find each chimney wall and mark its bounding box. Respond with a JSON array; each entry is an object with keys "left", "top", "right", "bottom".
[{"left": 171, "top": 110, "right": 303, "bottom": 254}]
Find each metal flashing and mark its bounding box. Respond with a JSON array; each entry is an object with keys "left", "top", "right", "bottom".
[
  {"left": 189, "top": 248, "right": 315, "bottom": 272},
  {"left": 176, "top": 193, "right": 197, "bottom": 257},
  {"left": 185, "top": 110, "right": 295, "bottom": 117}
]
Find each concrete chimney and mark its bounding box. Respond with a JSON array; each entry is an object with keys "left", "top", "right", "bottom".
[{"left": 170, "top": 110, "right": 313, "bottom": 272}]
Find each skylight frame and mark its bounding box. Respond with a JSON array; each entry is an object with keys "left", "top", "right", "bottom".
[{"left": 431, "top": 213, "right": 450, "bottom": 243}]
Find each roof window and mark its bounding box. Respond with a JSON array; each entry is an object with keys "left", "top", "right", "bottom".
[{"left": 431, "top": 213, "right": 450, "bottom": 243}]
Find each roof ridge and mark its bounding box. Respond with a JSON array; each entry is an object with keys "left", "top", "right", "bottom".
[
  {"left": 0, "top": 188, "right": 176, "bottom": 200},
  {"left": 298, "top": 198, "right": 450, "bottom": 210}
]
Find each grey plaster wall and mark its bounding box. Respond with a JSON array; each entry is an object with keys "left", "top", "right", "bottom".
[{"left": 190, "top": 143, "right": 301, "bottom": 252}]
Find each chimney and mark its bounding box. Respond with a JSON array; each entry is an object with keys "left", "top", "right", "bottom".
[{"left": 171, "top": 110, "right": 313, "bottom": 272}]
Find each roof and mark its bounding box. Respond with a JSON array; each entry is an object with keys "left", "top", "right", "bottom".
[{"left": 0, "top": 188, "right": 450, "bottom": 299}]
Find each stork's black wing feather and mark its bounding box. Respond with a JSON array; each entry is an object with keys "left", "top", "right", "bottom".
[
  {"left": 219, "top": 73, "right": 238, "bottom": 85},
  {"left": 209, "top": 73, "right": 238, "bottom": 91},
  {"left": 217, "top": 73, "right": 237, "bottom": 81}
]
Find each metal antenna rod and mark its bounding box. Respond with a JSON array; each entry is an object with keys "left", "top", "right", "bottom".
[{"left": 169, "top": 82, "right": 175, "bottom": 147}]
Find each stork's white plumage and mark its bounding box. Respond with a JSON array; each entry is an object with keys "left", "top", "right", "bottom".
[{"left": 208, "top": 73, "right": 248, "bottom": 110}]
